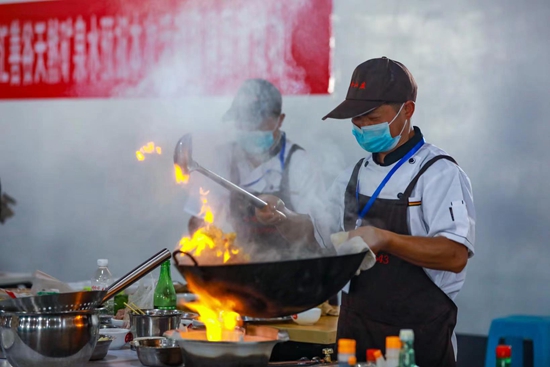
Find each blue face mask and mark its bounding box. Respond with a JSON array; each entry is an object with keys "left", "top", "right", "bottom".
[
  {"left": 352, "top": 104, "right": 407, "bottom": 153},
  {"left": 237, "top": 130, "right": 275, "bottom": 155}
]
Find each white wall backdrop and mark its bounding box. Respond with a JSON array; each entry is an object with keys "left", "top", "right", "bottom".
[{"left": 1, "top": 0, "right": 550, "bottom": 335}]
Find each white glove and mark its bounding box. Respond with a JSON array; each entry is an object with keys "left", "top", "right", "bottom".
[{"left": 331, "top": 231, "right": 376, "bottom": 275}]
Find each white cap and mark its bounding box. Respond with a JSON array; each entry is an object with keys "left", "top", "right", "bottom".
[
  {"left": 399, "top": 329, "right": 414, "bottom": 341},
  {"left": 97, "top": 259, "right": 108, "bottom": 267}
]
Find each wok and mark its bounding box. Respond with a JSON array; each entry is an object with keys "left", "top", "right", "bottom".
[{"left": 173, "top": 250, "right": 365, "bottom": 318}]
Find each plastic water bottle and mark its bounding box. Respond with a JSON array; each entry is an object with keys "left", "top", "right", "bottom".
[{"left": 91, "top": 259, "right": 114, "bottom": 314}]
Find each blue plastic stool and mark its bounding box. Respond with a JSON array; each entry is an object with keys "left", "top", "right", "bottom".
[{"left": 485, "top": 315, "right": 550, "bottom": 367}]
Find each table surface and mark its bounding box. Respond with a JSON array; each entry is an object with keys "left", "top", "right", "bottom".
[
  {"left": 1, "top": 349, "right": 141, "bottom": 367},
  {"left": 260, "top": 316, "right": 338, "bottom": 345}
]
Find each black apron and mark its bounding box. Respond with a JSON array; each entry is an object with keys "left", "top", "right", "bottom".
[
  {"left": 337, "top": 155, "right": 458, "bottom": 367},
  {"left": 228, "top": 140, "right": 303, "bottom": 253}
]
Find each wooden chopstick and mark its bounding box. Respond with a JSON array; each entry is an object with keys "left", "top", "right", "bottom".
[
  {"left": 124, "top": 302, "right": 145, "bottom": 315},
  {"left": 130, "top": 302, "right": 146, "bottom": 315}
]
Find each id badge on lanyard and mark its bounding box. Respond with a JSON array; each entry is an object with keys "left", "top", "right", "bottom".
[
  {"left": 343, "top": 139, "right": 425, "bottom": 294},
  {"left": 354, "top": 139, "right": 425, "bottom": 229}
]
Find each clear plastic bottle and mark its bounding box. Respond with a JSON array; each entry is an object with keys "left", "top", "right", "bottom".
[
  {"left": 398, "top": 329, "right": 416, "bottom": 367},
  {"left": 91, "top": 259, "right": 114, "bottom": 314},
  {"left": 385, "top": 336, "right": 401, "bottom": 367},
  {"left": 374, "top": 349, "right": 386, "bottom": 366}
]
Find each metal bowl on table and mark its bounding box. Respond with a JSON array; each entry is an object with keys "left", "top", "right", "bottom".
[
  {"left": 131, "top": 309, "right": 197, "bottom": 338},
  {"left": 0, "top": 310, "right": 99, "bottom": 367},
  {"left": 89, "top": 335, "right": 113, "bottom": 361},
  {"left": 131, "top": 337, "right": 183, "bottom": 367}
]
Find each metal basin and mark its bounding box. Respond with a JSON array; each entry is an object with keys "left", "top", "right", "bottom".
[
  {"left": 131, "top": 337, "right": 184, "bottom": 367},
  {"left": 170, "top": 325, "right": 288, "bottom": 367},
  {"left": 131, "top": 310, "right": 197, "bottom": 338},
  {"left": 0, "top": 310, "right": 99, "bottom": 367}
]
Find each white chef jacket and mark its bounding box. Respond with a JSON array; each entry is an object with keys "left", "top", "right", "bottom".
[
  {"left": 314, "top": 127, "right": 476, "bottom": 301},
  {"left": 183, "top": 133, "right": 326, "bottom": 237}
]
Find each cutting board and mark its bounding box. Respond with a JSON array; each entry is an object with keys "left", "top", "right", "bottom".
[{"left": 259, "top": 316, "right": 338, "bottom": 345}]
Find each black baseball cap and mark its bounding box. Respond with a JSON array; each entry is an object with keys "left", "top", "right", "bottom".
[
  {"left": 322, "top": 57, "right": 417, "bottom": 120},
  {"left": 223, "top": 79, "right": 282, "bottom": 126}
]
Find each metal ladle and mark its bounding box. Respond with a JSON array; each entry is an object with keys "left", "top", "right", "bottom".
[{"left": 174, "top": 134, "right": 286, "bottom": 220}]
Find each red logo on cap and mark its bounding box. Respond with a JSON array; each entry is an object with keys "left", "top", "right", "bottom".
[
  {"left": 359, "top": 82, "right": 366, "bottom": 89},
  {"left": 349, "top": 81, "right": 363, "bottom": 88}
]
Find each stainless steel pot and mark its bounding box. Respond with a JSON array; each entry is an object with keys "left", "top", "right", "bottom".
[
  {"left": 131, "top": 310, "right": 196, "bottom": 338},
  {"left": 0, "top": 310, "right": 99, "bottom": 367},
  {"left": 131, "top": 337, "right": 183, "bottom": 367}
]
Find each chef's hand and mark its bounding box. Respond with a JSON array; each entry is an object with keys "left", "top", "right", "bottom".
[
  {"left": 255, "top": 194, "right": 287, "bottom": 225},
  {"left": 348, "top": 226, "right": 391, "bottom": 254},
  {"left": 0, "top": 193, "right": 16, "bottom": 224}
]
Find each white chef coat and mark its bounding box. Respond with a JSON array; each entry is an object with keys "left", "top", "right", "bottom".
[
  {"left": 183, "top": 133, "right": 326, "bottom": 237},
  {"left": 313, "top": 128, "right": 476, "bottom": 301}
]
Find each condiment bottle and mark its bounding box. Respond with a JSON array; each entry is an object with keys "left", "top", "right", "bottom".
[
  {"left": 374, "top": 349, "right": 385, "bottom": 366},
  {"left": 338, "top": 338, "right": 356, "bottom": 367},
  {"left": 398, "top": 329, "right": 416, "bottom": 367},
  {"left": 496, "top": 345, "right": 511, "bottom": 367},
  {"left": 385, "top": 336, "right": 401, "bottom": 367}
]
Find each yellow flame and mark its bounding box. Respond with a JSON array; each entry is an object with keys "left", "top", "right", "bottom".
[
  {"left": 186, "top": 281, "right": 241, "bottom": 341},
  {"left": 136, "top": 142, "right": 163, "bottom": 161},
  {"left": 174, "top": 165, "right": 189, "bottom": 184}
]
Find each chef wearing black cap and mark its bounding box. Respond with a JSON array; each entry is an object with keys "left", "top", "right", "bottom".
[
  {"left": 256, "top": 58, "right": 475, "bottom": 366},
  {"left": 184, "top": 78, "right": 326, "bottom": 256}
]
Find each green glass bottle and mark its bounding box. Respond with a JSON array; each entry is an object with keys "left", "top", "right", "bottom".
[
  {"left": 153, "top": 260, "right": 177, "bottom": 310},
  {"left": 398, "top": 329, "right": 416, "bottom": 367},
  {"left": 496, "top": 345, "right": 511, "bottom": 367}
]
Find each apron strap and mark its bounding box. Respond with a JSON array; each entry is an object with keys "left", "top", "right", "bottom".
[{"left": 402, "top": 155, "right": 458, "bottom": 199}]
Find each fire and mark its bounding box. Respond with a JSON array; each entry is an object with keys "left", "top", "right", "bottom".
[
  {"left": 177, "top": 188, "right": 247, "bottom": 265},
  {"left": 174, "top": 164, "right": 189, "bottom": 184},
  {"left": 135, "top": 141, "right": 162, "bottom": 161},
  {"left": 186, "top": 282, "right": 243, "bottom": 342},
  {"left": 177, "top": 189, "right": 250, "bottom": 341}
]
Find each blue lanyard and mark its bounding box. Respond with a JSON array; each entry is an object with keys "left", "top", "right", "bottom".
[
  {"left": 242, "top": 134, "right": 286, "bottom": 188},
  {"left": 355, "top": 139, "right": 425, "bottom": 229}
]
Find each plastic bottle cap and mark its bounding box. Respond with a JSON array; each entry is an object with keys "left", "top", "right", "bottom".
[
  {"left": 97, "top": 259, "right": 108, "bottom": 267},
  {"left": 348, "top": 356, "right": 357, "bottom": 365},
  {"left": 338, "top": 338, "right": 356, "bottom": 354},
  {"left": 373, "top": 350, "right": 383, "bottom": 359},
  {"left": 386, "top": 336, "right": 401, "bottom": 349},
  {"left": 399, "top": 329, "right": 414, "bottom": 341},
  {"left": 496, "top": 345, "right": 512, "bottom": 358},
  {"left": 366, "top": 349, "right": 379, "bottom": 362}
]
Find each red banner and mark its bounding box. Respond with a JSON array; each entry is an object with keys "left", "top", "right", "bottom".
[{"left": 0, "top": 0, "right": 331, "bottom": 99}]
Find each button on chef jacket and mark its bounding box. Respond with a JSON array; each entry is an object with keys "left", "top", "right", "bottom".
[
  {"left": 312, "top": 126, "right": 476, "bottom": 354},
  {"left": 183, "top": 133, "right": 327, "bottom": 242}
]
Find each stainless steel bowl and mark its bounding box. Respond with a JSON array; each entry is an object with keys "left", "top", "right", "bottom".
[
  {"left": 131, "top": 310, "right": 196, "bottom": 337},
  {"left": 0, "top": 310, "right": 99, "bottom": 367},
  {"left": 89, "top": 335, "right": 113, "bottom": 361},
  {"left": 131, "top": 337, "right": 183, "bottom": 366}
]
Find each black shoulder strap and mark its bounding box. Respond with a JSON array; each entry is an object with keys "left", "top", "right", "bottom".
[
  {"left": 343, "top": 158, "right": 366, "bottom": 216},
  {"left": 402, "top": 155, "right": 458, "bottom": 199}
]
